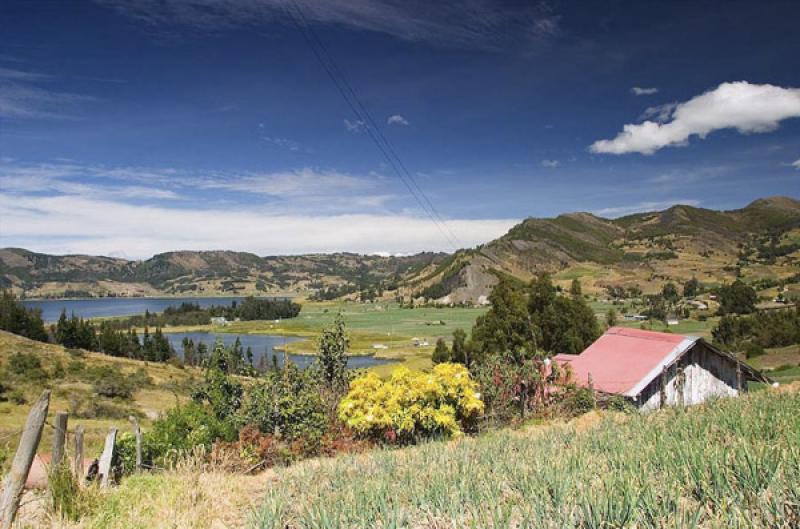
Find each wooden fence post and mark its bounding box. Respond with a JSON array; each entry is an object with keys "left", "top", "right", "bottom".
[
  {"left": 0, "top": 390, "right": 50, "bottom": 529},
  {"left": 98, "top": 428, "right": 117, "bottom": 488},
  {"left": 128, "top": 416, "right": 142, "bottom": 472},
  {"left": 74, "top": 425, "right": 84, "bottom": 482},
  {"left": 51, "top": 411, "right": 68, "bottom": 469}
]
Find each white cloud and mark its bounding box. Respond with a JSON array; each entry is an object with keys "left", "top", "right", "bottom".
[
  {"left": 261, "top": 136, "right": 305, "bottom": 152},
  {"left": 0, "top": 67, "right": 49, "bottom": 82},
  {"left": 594, "top": 199, "right": 701, "bottom": 218},
  {"left": 201, "top": 168, "right": 375, "bottom": 197},
  {"left": 0, "top": 83, "right": 93, "bottom": 120},
  {"left": 0, "top": 64, "right": 94, "bottom": 120},
  {"left": 792, "top": 159, "right": 800, "bottom": 170},
  {"left": 343, "top": 118, "right": 366, "bottom": 132},
  {"left": 631, "top": 86, "right": 658, "bottom": 96},
  {"left": 592, "top": 81, "right": 800, "bottom": 155},
  {"left": 96, "top": 0, "right": 558, "bottom": 50},
  {"left": 0, "top": 165, "right": 180, "bottom": 200},
  {"left": 0, "top": 160, "right": 397, "bottom": 213},
  {"left": 541, "top": 159, "right": 560, "bottom": 168},
  {"left": 387, "top": 114, "right": 409, "bottom": 126},
  {"left": 0, "top": 193, "right": 518, "bottom": 258}
]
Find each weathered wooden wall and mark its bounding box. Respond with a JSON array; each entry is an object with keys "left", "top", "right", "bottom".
[{"left": 638, "top": 342, "right": 740, "bottom": 411}]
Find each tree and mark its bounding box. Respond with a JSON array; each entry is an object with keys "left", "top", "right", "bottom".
[
  {"left": 661, "top": 282, "right": 680, "bottom": 304},
  {"left": 193, "top": 365, "right": 243, "bottom": 421},
  {"left": 643, "top": 294, "right": 668, "bottom": 322},
  {"left": 432, "top": 338, "right": 450, "bottom": 364},
  {"left": 536, "top": 296, "right": 600, "bottom": 355},
  {"left": 529, "top": 275, "right": 600, "bottom": 355},
  {"left": 317, "top": 313, "right": 349, "bottom": 391},
  {"left": 569, "top": 279, "right": 583, "bottom": 299},
  {"left": 471, "top": 278, "right": 533, "bottom": 359},
  {"left": 683, "top": 277, "right": 700, "bottom": 298},
  {"left": 718, "top": 280, "right": 757, "bottom": 315},
  {"left": 0, "top": 290, "right": 48, "bottom": 342},
  {"left": 450, "top": 328, "right": 469, "bottom": 365},
  {"left": 606, "top": 308, "right": 617, "bottom": 328}
]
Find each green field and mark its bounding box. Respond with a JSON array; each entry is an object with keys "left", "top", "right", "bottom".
[{"left": 160, "top": 302, "right": 488, "bottom": 374}]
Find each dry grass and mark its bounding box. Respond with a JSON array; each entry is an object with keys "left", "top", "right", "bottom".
[
  {"left": 0, "top": 331, "right": 196, "bottom": 455},
  {"left": 15, "top": 455, "right": 276, "bottom": 529}
]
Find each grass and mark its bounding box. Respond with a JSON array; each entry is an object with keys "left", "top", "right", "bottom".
[
  {"left": 0, "top": 331, "right": 195, "bottom": 457},
  {"left": 51, "top": 387, "right": 800, "bottom": 528},
  {"left": 250, "top": 389, "right": 799, "bottom": 528}
]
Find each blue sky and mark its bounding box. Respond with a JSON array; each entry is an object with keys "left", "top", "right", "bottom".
[{"left": 1, "top": 0, "right": 799, "bottom": 258}]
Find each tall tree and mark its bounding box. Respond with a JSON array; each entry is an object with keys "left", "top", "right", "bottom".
[
  {"left": 317, "top": 313, "right": 349, "bottom": 391},
  {"left": 432, "top": 337, "right": 450, "bottom": 364},
  {"left": 718, "top": 280, "right": 757, "bottom": 315},
  {"left": 569, "top": 279, "right": 583, "bottom": 299},
  {"left": 450, "top": 328, "right": 469, "bottom": 366},
  {"left": 683, "top": 277, "right": 700, "bottom": 298},
  {"left": 471, "top": 277, "right": 534, "bottom": 360}
]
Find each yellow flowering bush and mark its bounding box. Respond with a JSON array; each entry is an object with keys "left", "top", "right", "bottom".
[{"left": 338, "top": 363, "right": 484, "bottom": 442}]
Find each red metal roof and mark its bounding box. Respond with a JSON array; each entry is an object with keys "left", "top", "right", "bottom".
[{"left": 554, "top": 327, "right": 697, "bottom": 397}]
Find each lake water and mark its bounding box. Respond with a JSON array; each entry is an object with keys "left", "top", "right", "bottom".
[
  {"left": 165, "top": 331, "right": 394, "bottom": 370},
  {"left": 22, "top": 296, "right": 257, "bottom": 322},
  {"left": 21, "top": 296, "right": 394, "bottom": 370}
]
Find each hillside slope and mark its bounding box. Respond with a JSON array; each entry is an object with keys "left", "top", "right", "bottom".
[
  {"left": 0, "top": 248, "right": 445, "bottom": 299},
  {"left": 3, "top": 196, "right": 798, "bottom": 302},
  {"left": 29, "top": 387, "right": 800, "bottom": 528},
  {"left": 405, "top": 196, "right": 800, "bottom": 302}
]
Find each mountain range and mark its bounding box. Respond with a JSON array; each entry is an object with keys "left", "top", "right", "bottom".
[{"left": 2, "top": 196, "right": 799, "bottom": 302}]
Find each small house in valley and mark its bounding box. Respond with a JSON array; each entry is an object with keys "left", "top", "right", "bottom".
[{"left": 554, "top": 327, "right": 770, "bottom": 411}]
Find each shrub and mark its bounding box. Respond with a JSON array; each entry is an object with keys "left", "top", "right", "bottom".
[
  {"left": 743, "top": 341, "right": 765, "bottom": 359},
  {"left": 48, "top": 461, "right": 95, "bottom": 521},
  {"left": 89, "top": 366, "right": 135, "bottom": 399},
  {"left": 562, "top": 385, "right": 596, "bottom": 416},
  {"left": 6, "top": 352, "right": 48, "bottom": 381},
  {"left": 145, "top": 403, "right": 238, "bottom": 466},
  {"left": 605, "top": 394, "right": 635, "bottom": 413},
  {"left": 8, "top": 389, "right": 26, "bottom": 405},
  {"left": 338, "top": 363, "right": 483, "bottom": 443},
  {"left": 240, "top": 365, "right": 327, "bottom": 451},
  {"left": 472, "top": 354, "right": 568, "bottom": 425},
  {"left": 67, "top": 359, "right": 85, "bottom": 375},
  {"left": 51, "top": 359, "right": 66, "bottom": 379},
  {"left": 192, "top": 366, "right": 243, "bottom": 420}
]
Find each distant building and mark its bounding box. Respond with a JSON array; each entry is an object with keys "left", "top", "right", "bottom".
[
  {"left": 666, "top": 316, "right": 680, "bottom": 326},
  {"left": 554, "top": 327, "right": 769, "bottom": 411},
  {"left": 623, "top": 314, "right": 648, "bottom": 321},
  {"left": 210, "top": 316, "right": 228, "bottom": 326}
]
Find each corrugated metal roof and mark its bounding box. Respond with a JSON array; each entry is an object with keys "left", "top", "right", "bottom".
[{"left": 555, "top": 327, "right": 698, "bottom": 397}]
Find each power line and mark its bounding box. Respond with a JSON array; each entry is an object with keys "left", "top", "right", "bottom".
[{"left": 284, "top": 1, "right": 462, "bottom": 251}]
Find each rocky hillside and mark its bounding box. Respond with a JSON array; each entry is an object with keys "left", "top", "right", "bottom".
[{"left": 403, "top": 196, "right": 800, "bottom": 303}]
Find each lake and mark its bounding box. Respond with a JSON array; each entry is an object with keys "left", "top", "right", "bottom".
[
  {"left": 165, "top": 331, "right": 394, "bottom": 370},
  {"left": 22, "top": 296, "right": 262, "bottom": 322},
  {"left": 21, "top": 296, "right": 394, "bottom": 370}
]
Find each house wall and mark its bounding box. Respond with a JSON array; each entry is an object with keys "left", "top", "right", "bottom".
[{"left": 637, "top": 342, "right": 740, "bottom": 412}]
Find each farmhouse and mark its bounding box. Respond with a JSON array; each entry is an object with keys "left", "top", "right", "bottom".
[{"left": 554, "top": 327, "right": 770, "bottom": 411}]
